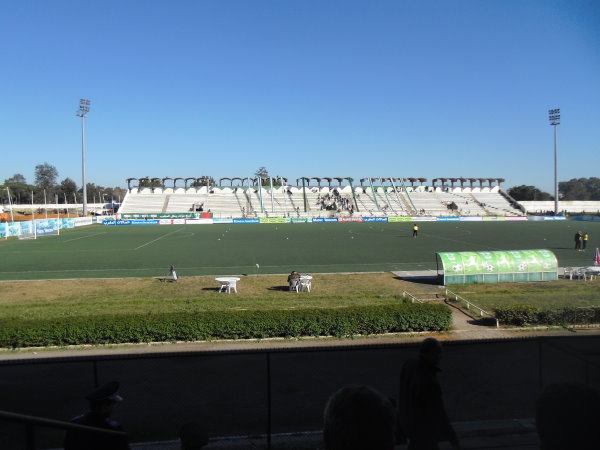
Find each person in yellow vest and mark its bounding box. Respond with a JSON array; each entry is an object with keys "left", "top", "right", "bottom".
[
  {"left": 413, "top": 223, "right": 419, "bottom": 237},
  {"left": 582, "top": 232, "right": 589, "bottom": 251}
]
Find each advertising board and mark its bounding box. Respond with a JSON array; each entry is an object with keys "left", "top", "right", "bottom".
[
  {"left": 363, "top": 217, "right": 388, "bottom": 222},
  {"left": 233, "top": 219, "right": 260, "bottom": 224}
]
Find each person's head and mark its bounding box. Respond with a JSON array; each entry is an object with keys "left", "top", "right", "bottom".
[
  {"left": 419, "top": 337, "right": 443, "bottom": 366},
  {"left": 323, "top": 385, "right": 396, "bottom": 450},
  {"left": 536, "top": 382, "right": 600, "bottom": 450},
  {"left": 85, "top": 381, "right": 123, "bottom": 417},
  {"left": 179, "top": 421, "right": 209, "bottom": 450}
]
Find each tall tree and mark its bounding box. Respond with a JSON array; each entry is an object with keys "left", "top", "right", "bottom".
[
  {"left": 83, "top": 183, "right": 102, "bottom": 204},
  {"left": 103, "top": 186, "right": 127, "bottom": 203},
  {"left": 191, "top": 176, "right": 216, "bottom": 187},
  {"left": 255, "top": 167, "right": 269, "bottom": 178},
  {"left": 507, "top": 185, "right": 553, "bottom": 201},
  {"left": 138, "top": 177, "right": 163, "bottom": 188},
  {"left": 560, "top": 177, "right": 600, "bottom": 200},
  {"left": 57, "top": 178, "right": 78, "bottom": 203},
  {"left": 5, "top": 174, "right": 27, "bottom": 184},
  {"left": 2, "top": 179, "right": 34, "bottom": 204},
  {"left": 255, "top": 167, "right": 270, "bottom": 186},
  {"left": 35, "top": 163, "right": 59, "bottom": 192}
]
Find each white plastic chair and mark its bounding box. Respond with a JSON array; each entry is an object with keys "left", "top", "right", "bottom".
[
  {"left": 299, "top": 277, "right": 312, "bottom": 292},
  {"left": 289, "top": 278, "right": 300, "bottom": 293},
  {"left": 575, "top": 268, "right": 588, "bottom": 280},
  {"left": 219, "top": 280, "right": 238, "bottom": 293}
]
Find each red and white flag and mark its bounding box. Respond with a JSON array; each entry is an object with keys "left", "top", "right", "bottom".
[{"left": 595, "top": 248, "right": 600, "bottom": 266}]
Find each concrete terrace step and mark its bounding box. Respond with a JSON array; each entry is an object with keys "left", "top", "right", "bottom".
[{"left": 131, "top": 418, "right": 538, "bottom": 450}]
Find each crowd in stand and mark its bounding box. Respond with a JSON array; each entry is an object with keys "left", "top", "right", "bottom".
[
  {"left": 317, "top": 190, "right": 354, "bottom": 215},
  {"left": 61, "top": 337, "right": 600, "bottom": 450}
]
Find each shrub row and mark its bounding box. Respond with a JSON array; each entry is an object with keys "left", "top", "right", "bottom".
[
  {"left": 495, "top": 305, "right": 600, "bottom": 327},
  {"left": 0, "top": 303, "right": 451, "bottom": 348}
]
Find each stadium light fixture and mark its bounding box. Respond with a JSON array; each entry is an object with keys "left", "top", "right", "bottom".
[
  {"left": 548, "top": 108, "right": 560, "bottom": 214},
  {"left": 77, "top": 99, "right": 91, "bottom": 216}
]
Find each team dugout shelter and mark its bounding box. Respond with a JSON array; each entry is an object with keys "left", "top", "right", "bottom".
[{"left": 436, "top": 249, "right": 558, "bottom": 285}]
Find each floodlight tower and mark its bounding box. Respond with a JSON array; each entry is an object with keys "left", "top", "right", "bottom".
[
  {"left": 548, "top": 108, "right": 560, "bottom": 215},
  {"left": 77, "top": 99, "right": 91, "bottom": 215}
]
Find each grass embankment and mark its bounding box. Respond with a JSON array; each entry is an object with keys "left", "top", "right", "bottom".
[
  {"left": 1, "top": 274, "right": 599, "bottom": 347},
  {"left": 450, "top": 280, "right": 600, "bottom": 310},
  {"left": 2, "top": 274, "right": 599, "bottom": 321},
  {"left": 0, "top": 273, "right": 410, "bottom": 320},
  {"left": 448, "top": 280, "right": 600, "bottom": 326},
  {"left": 0, "top": 274, "right": 452, "bottom": 347}
]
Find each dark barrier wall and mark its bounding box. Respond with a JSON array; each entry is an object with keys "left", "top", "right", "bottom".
[{"left": 0, "top": 336, "right": 598, "bottom": 448}]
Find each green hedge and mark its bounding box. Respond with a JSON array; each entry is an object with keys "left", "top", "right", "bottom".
[
  {"left": 495, "top": 305, "right": 600, "bottom": 327},
  {"left": 0, "top": 303, "right": 451, "bottom": 348}
]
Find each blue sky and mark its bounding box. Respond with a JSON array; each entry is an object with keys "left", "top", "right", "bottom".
[{"left": 1, "top": 0, "right": 599, "bottom": 193}]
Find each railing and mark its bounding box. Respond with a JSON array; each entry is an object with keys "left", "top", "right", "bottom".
[
  {"left": 402, "top": 291, "right": 423, "bottom": 303},
  {"left": 0, "top": 409, "right": 126, "bottom": 450},
  {"left": 445, "top": 288, "right": 499, "bottom": 327}
]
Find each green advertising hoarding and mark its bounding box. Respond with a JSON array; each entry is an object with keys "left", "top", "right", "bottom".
[{"left": 438, "top": 249, "right": 558, "bottom": 284}]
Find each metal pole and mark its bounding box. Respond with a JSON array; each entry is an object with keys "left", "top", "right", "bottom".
[
  {"left": 538, "top": 338, "right": 543, "bottom": 391},
  {"left": 301, "top": 177, "right": 308, "bottom": 212},
  {"left": 269, "top": 177, "right": 274, "bottom": 214},
  {"left": 266, "top": 352, "right": 272, "bottom": 450},
  {"left": 548, "top": 108, "right": 560, "bottom": 215},
  {"left": 82, "top": 114, "right": 87, "bottom": 215},
  {"left": 78, "top": 99, "right": 90, "bottom": 216},
  {"left": 43, "top": 190, "right": 48, "bottom": 219},
  {"left": 553, "top": 124, "right": 558, "bottom": 215},
  {"left": 6, "top": 187, "right": 14, "bottom": 222}
]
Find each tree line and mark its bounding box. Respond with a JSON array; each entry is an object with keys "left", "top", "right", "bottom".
[
  {"left": 1, "top": 163, "right": 126, "bottom": 206},
  {"left": 505, "top": 178, "right": 600, "bottom": 201}
]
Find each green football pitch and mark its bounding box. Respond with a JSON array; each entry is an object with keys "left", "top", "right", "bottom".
[{"left": 0, "top": 221, "right": 598, "bottom": 280}]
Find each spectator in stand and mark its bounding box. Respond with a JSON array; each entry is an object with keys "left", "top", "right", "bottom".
[
  {"left": 536, "top": 382, "right": 600, "bottom": 450},
  {"left": 64, "top": 381, "right": 129, "bottom": 450},
  {"left": 323, "top": 385, "right": 396, "bottom": 450}
]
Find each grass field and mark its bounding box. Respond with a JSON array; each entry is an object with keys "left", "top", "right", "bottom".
[{"left": 1, "top": 220, "right": 599, "bottom": 281}]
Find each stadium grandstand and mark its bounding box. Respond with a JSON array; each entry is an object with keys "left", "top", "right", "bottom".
[{"left": 119, "top": 176, "right": 524, "bottom": 219}]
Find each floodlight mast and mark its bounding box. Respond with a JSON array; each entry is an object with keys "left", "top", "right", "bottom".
[
  {"left": 548, "top": 108, "right": 560, "bottom": 215},
  {"left": 77, "top": 99, "right": 91, "bottom": 215}
]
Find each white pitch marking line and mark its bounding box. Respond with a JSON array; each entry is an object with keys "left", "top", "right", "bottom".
[
  {"left": 133, "top": 228, "right": 183, "bottom": 251},
  {"left": 63, "top": 232, "right": 108, "bottom": 243}
]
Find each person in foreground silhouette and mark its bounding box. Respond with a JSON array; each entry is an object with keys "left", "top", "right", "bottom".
[
  {"left": 64, "top": 380, "right": 129, "bottom": 450},
  {"left": 536, "top": 382, "right": 600, "bottom": 450},
  {"left": 397, "top": 338, "right": 460, "bottom": 450},
  {"left": 323, "top": 384, "right": 396, "bottom": 450}
]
